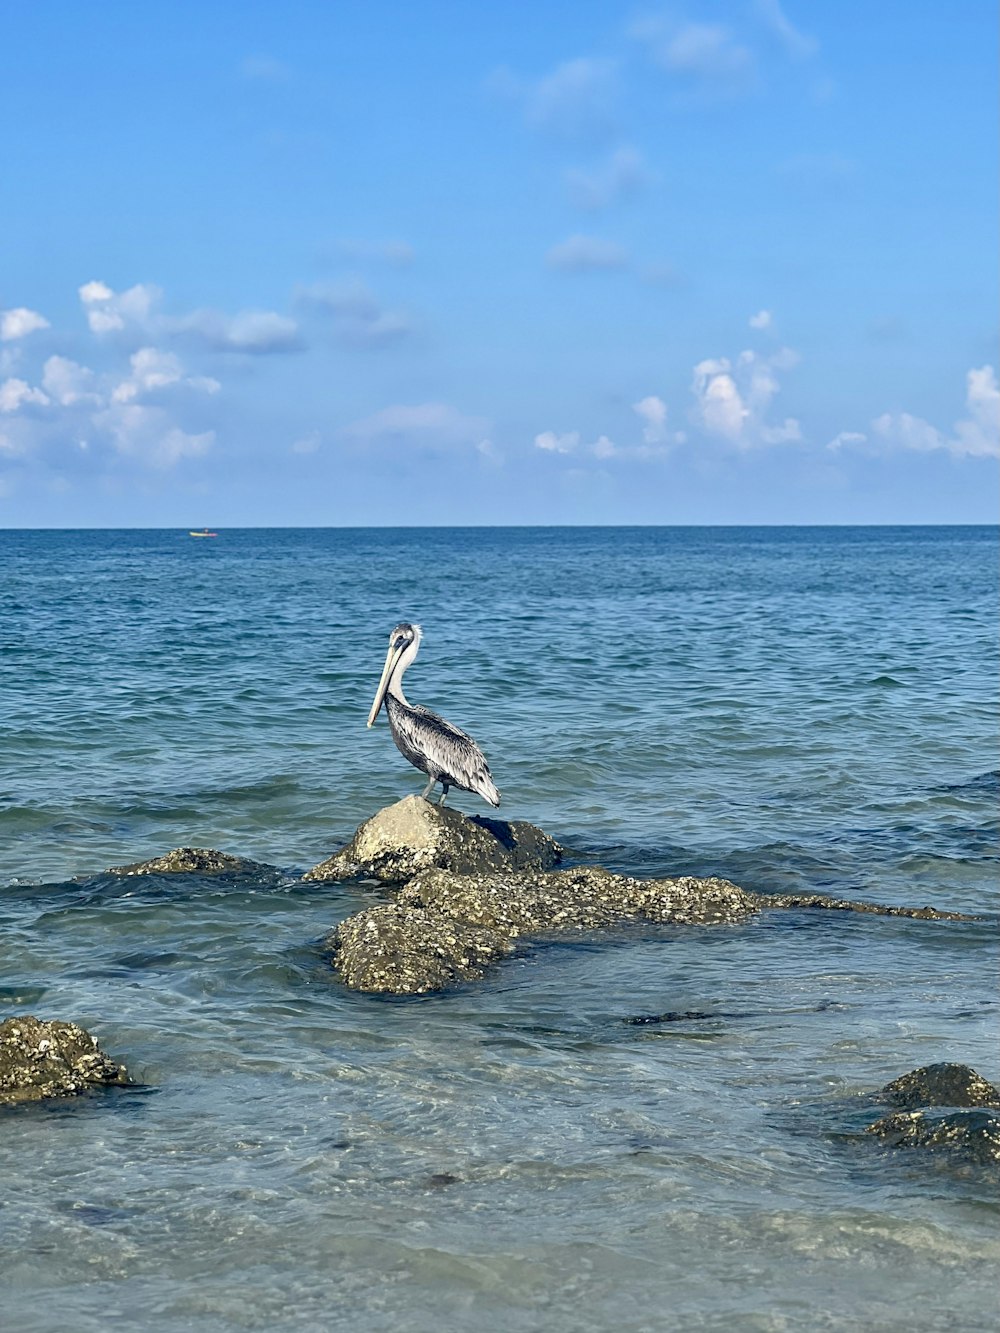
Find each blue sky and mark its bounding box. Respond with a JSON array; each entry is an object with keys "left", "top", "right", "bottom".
[{"left": 1, "top": 0, "right": 996, "bottom": 525}]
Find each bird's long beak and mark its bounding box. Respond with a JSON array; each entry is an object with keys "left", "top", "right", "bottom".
[{"left": 367, "top": 643, "right": 403, "bottom": 727}]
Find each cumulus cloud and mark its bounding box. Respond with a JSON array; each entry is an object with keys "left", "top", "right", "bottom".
[
  {"left": 79, "top": 280, "right": 161, "bottom": 334},
  {"left": 295, "top": 281, "right": 413, "bottom": 348},
  {"left": 42, "top": 355, "right": 100, "bottom": 406},
  {"left": 691, "top": 346, "right": 801, "bottom": 448},
  {"left": 111, "top": 347, "right": 220, "bottom": 403},
  {"left": 77, "top": 279, "right": 300, "bottom": 353},
  {"left": 827, "top": 431, "right": 867, "bottom": 451},
  {"left": 168, "top": 308, "right": 300, "bottom": 353},
  {"left": 1, "top": 290, "right": 222, "bottom": 472},
  {"left": 489, "top": 57, "right": 619, "bottom": 141},
  {"left": 633, "top": 395, "right": 668, "bottom": 444},
  {"left": 868, "top": 366, "right": 999, "bottom": 459},
  {"left": 546, "top": 235, "right": 628, "bottom": 271},
  {"left": 1, "top": 307, "right": 50, "bottom": 341},
  {"left": 343, "top": 402, "right": 491, "bottom": 452},
  {"left": 0, "top": 378, "right": 49, "bottom": 412},
  {"left": 565, "top": 145, "right": 649, "bottom": 210},
  {"left": 534, "top": 430, "right": 580, "bottom": 454},
  {"left": 749, "top": 309, "right": 772, "bottom": 330},
  {"left": 94, "top": 401, "right": 215, "bottom": 467}
]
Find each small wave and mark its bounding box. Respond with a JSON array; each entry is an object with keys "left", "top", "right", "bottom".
[
  {"left": 935, "top": 771, "right": 1000, "bottom": 795},
  {"left": 868, "top": 674, "right": 905, "bottom": 688}
]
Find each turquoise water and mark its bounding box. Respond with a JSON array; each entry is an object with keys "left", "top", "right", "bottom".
[{"left": 1, "top": 526, "right": 998, "bottom": 1331}]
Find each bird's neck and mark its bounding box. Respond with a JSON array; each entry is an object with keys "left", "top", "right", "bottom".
[{"left": 387, "top": 661, "right": 410, "bottom": 708}]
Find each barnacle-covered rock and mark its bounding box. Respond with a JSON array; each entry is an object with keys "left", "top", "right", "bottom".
[
  {"left": 304, "top": 795, "right": 562, "bottom": 884},
  {"left": 328, "top": 865, "right": 756, "bottom": 994},
  {"left": 0, "top": 1016, "right": 131, "bottom": 1106},
  {"left": 867, "top": 1109, "right": 1000, "bottom": 1163},
  {"left": 106, "top": 847, "right": 271, "bottom": 876},
  {"left": 880, "top": 1062, "right": 1000, "bottom": 1111}
]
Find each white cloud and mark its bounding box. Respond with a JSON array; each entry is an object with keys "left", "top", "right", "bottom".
[
  {"left": 295, "top": 281, "right": 412, "bottom": 348},
  {"left": 631, "top": 17, "right": 754, "bottom": 91},
  {"left": 633, "top": 395, "right": 668, "bottom": 444},
  {"left": 753, "top": 0, "right": 817, "bottom": 59},
  {"left": 566, "top": 146, "right": 649, "bottom": 210},
  {"left": 77, "top": 280, "right": 299, "bottom": 354},
  {"left": 111, "top": 347, "right": 220, "bottom": 403},
  {"left": 691, "top": 346, "right": 800, "bottom": 448},
  {"left": 749, "top": 309, "right": 772, "bottom": 330},
  {"left": 78, "top": 280, "right": 113, "bottom": 303},
  {"left": 94, "top": 401, "right": 214, "bottom": 467},
  {"left": 42, "top": 355, "right": 99, "bottom": 405},
  {"left": 534, "top": 430, "right": 580, "bottom": 454},
  {"left": 490, "top": 58, "right": 619, "bottom": 141},
  {"left": 827, "top": 431, "right": 867, "bottom": 451},
  {"left": 344, "top": 402, "right": 490, "bottom": 451},
  {"left": 664, "top": 23, "right": 753, "bottom": 78},
  {"left": 546, "top": 234, "right": 628, "bottom": 271},
  {"left": 291, "top": 430, "right": 321, "bottom": 455},
  {"left": 1, "top": 307, "right": 50, "bottom": 341},
  {"left": 79, "top": 280, "right": 161, "bottom": 334},
  {"left": 0, "top": 378, "right": 50, "bottom": 412},
  {"left": 870, "top": 366, "right": 1000, "bottom": 459},
  {"left": 169, "top": 308, "right": 300, "bottom": 353}
]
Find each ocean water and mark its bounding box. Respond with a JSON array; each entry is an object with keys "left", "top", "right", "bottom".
[{"left": 1, "top": 526, "right": 997, "bottom": 1332}]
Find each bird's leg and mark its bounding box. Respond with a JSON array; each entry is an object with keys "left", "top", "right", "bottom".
[
  {"left": 437, "top": 784, "right": 450, "bottom": 806},
  {"left": 420, "top": 775, "right": 436, "bottom": 801}
]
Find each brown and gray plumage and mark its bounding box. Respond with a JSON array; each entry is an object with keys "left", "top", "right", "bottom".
[{"left": 366, "top": 622, "right": 501, "bottom": 807}]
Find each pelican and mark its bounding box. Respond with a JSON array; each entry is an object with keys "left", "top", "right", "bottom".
[{"left": 366, "top": 622, "right": 501, "bottom": 807}]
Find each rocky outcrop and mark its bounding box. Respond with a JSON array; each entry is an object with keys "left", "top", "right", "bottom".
[
  {"left": 865, "top": 1062, "right": 1000, "bottom": 1163},
  {"left": 879, "top": 1062, "right": 1000, "bottom": 1110},
  {"left": 321, "top": 800, "right": 976, "bottom": 994},
  {"left": 106, "top": 847, "right": 271, "bottom": 876},
  {"left": 329, "top": 865, "right": 758, "bottom": 994},
  {"left": 0, "top": 1016, "right": 131, "bottom": 1106},
  {"left": 304, "top": 795, "right": 563, "bottom": 883},
  {"left": 867, "top": 1110, "right": 1000, "bottom": 1163}
]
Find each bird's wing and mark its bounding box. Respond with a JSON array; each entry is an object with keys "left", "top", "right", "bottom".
[{"left": 402, "top": 702, "right": 497, "bottom": 789}]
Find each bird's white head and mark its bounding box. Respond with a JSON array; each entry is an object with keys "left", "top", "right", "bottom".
[{"left": 367, "top": 622, "right": 422, "bottom": 726}]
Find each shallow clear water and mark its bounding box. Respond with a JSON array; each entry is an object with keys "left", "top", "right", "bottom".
[{"left": 1, "top": 526, "right": 997, "bottom": 1331}]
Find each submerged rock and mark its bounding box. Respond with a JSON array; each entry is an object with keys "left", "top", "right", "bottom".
[
  {"left": 867, "top": 1109, "right": 1000, "bottom": 1163},
  {"left": 303, "top": 795, "right": 563, "bottom": 884},
  {"left": 106, "top": 846, "right": 271, "bottom": 876},
  {"left": 0, "top": 1016, "right": 130, "bottom": 1106},
  {"left": 329, "top": 865, "right": 757, "bottom": 994},
  {"left": 880, "top": 1062, "right": 1000, "bottom": 1110}
]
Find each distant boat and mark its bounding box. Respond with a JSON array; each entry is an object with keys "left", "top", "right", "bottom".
[{"left": 189, "top": 528, "right": 218, "bottom": 538}]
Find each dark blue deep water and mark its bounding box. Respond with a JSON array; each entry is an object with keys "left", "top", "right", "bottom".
[{"left": 2, "top": 527, "right": 998, "bottom": 1331}]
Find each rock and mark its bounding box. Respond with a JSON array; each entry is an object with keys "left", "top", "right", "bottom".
[
  {"left": 754, "top": 891, "right": 975, "bottom": 922},
  {"left": 880, "top": 1063, "right": 1000, "bottom": 1110},
  {"left": 303, "top": 796, "right": 563, "bottom": 884},
  {"left": 329, "top": 865, "right": 758, "bottom": 994},
  {"left": 332, "top": 902, "right": 514, "bottom": 994},
  {"left": 0, "top": 1016, "right": 130, "bottom": 1106},
  {"left": 106, "top": 847, "right": 270, "bottom": 876},
  {"left": 867, "top": 1109, "right": 1000, "bottom": 1163}
]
